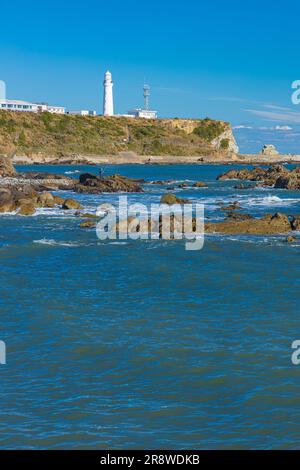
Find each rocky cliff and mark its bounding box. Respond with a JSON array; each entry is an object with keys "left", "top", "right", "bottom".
[{"left": 0, "top": 111, "right": 238, "bottom": 161}]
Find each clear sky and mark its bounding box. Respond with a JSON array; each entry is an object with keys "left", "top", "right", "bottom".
[{"left": 1, "top": 0, "right": 300, "bottom": 152}]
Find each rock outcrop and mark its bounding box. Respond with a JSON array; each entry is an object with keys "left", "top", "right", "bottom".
[
  {"left": 62, "top": 198, "right": 82, "bottom": 210},
  {"left": 0, "top": 185, "right": 82, "bottom": 215},
  {"left": 74, "top": 173, "right": 143, "bottom": 194},
  {"left": 261, "top": 144, "right": 279, "bottom": 156},
  {"left": 0, "top": 155, "right": 16, "bottom": 177},
  {"left": 217, "top": 164, "right": 300, "bottom": 189},
  {"left": 211, "top": 128, "right": 239, "bottom": 154},
  {"left": 205, "top": 212, "right": 292, "bottom": 235},
  {"left": 160, "top": 193, "right": 189, "bottom": 204}
]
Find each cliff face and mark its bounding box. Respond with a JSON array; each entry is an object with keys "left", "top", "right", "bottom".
[
  {"left": 211, "top": 128, "right": 239, "bottom": 154},
  {"left": 0, "top": 111, "right": 238, "bottom": 159},
  {"left": 161, "top": 118, "right": 239, "bottom": 153}
]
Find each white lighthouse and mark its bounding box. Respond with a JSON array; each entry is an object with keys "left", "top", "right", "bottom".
[{"left": 103, "top": 70, "right": 114, "bottom": 116}]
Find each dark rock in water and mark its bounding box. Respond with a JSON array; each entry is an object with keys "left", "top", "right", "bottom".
[
  {"left": 0, "top": 188, "right": 18, "bottom": 213},
  {"left": 79, "top": 173, "right": 98, "bottom": 185},
  {"left": 147, "top": 179, "right": 177, "bottom": 185},
  {"left": 193, "top": 181, "right": 207, "bottom": 188},
  {"left": 53, "top": 195, "right": 65, "bottom": 205},
  {"left": 75, "top": 173, "right": 143, "bottom": 194},
  {"left": 217, "top": 164, "right": 300, "bottom": 190},
  {"left": 80, "top": 220, "right": 97, "bottom": 229},
  {"left": 17, "top": 171, "right": 76, "bottom": 191},
  {"left": 274, "top": 168, "right": 300, "bottom": 190},
  {"left": 18, "top": 203, "right": 36, "bottom": 216},
  {"left": 37, "top": 192, "right": 55, "bottom": 208},
  {"left": 62, "top": 198, "right": 82, "bottom": 210},
  {"left": 291, "top": 215, "right": 300, "bottom": 231},
  {"left": 160, "top": 193, "right": 189, "bottom": 205},
  {"left": 286, "top": 235, "right": 297, "bottom": 243},
  {"left": 220, "top": 202, "right": 240, "bottom": 212},
  {"left": 217, "top": 167, "right": 266, "bottom": 182},
  {"left": 0, "top": 184, "right": 65, "bottom": 215},
  {"left": 0, "top": 155, "right": 16, "bottom": 177},
  {"left": 75, "top": 212, "right": 99, "bottom": 219},
  {"left": 234, "top": 183, "right": 257, "bottom": 190},
  {"left": 225, "top": 212, "right": 253, "bottom": 221}
]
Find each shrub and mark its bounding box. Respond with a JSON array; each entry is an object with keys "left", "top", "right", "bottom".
[
  {"left": 193, "top": 119, "right": 225, "bottom": 141},
  {"left": 220, "top": 138, "right": 230, "bottom": 150}
]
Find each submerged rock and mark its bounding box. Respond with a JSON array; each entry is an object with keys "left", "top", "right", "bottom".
[
  {"left": 80, "top": 220, "right": 97, "bottom": 229},
  {"left": 286, "top": 235, "right": 297, "bottom": 243},
  {"left": 234, "top": 183, "right": 257, "bottom": 190},
  {"left": 193, "top": 181, "right": 207, "bottom": 188},
  {"left": 225, "top": 212, "right": 253, "bottom": 221},
  {"left": 220, "top": 202, "right": 241, "bottom": 212}
]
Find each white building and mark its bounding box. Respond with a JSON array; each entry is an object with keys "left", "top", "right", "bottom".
[
  {"left": 0, "top": 99, "right": 65, "bottom": 114},
  {"left": 0, "top": 99, "right": 39, "bottom": 112},
  {"left": 103, "top": 70, "right": 114, "bottom": 116},
  {"left": 69, "top": 110, "right": 97, "bottom": 116},
  {"left": 127, "top": 108, "right": 157, "bottom": 119},
  {"left": 127, "top": 84, "right": 157, "bottom": 119},
  {"left": 36, "top": 103, "right": 66, "bottom": 114}
]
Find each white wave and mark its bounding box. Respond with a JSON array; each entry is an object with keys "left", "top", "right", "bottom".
[
  {"left": 33, "top": 239, "right": 82, "bottom": 247},
  {"left": 107, "top": 241, "right": 128, "bottom": 245},
  {"left": 0, "top": 210, "right": 18, "bottom": 216},
  {"left": 244, "top": 195, "right": 299, "bottom": 207}
]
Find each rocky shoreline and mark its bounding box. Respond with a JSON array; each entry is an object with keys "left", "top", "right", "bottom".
[
  {"left": 0, "top": 155, "right": 144, "bottom": 216},
  {"left": 11, "top": 152, "right": 300, "bottom": 166},
  {"left": 0, "top": 154, "right": 299, "bottom": 240}
]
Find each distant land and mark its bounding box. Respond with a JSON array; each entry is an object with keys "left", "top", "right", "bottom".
[{"left": 0, "top": 111, "right": 299, "bottom": 165}]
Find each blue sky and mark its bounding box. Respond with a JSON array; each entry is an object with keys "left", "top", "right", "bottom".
[{"left": 1, "top": 0, "right": 300, "bottom": 153}]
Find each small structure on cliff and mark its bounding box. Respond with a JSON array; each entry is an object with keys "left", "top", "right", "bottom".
[{"left": 127, "top": 84, "right": 157, "bottom": 119}]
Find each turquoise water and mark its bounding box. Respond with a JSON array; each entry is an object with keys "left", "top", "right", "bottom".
[{"left": 0, "top": 164, "right": 299, "bottom": 449}]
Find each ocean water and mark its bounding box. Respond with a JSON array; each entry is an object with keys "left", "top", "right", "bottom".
[{"left": 0, "top": 164, "right": 299, "bottom": 450}]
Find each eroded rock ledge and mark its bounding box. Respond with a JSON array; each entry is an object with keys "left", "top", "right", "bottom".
[{"left": 217, "top": 164, "right": 300, "bottom": 190}]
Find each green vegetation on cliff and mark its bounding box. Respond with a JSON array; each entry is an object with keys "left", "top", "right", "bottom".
[
  {"left": 192, "top": 118, "right": 225, "bottom": 141},
  {"left": 0, "top": 111, "right": 232, "bottom": 157}
]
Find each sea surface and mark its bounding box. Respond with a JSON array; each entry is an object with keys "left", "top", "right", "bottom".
[{"left": 0, "top": 164, "right": 299, "bottom": 449}]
